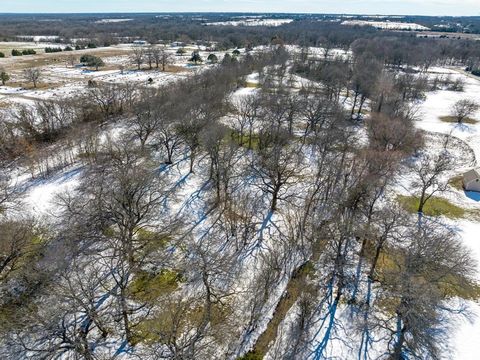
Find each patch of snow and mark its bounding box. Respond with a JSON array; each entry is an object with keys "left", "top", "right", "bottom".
[
  {"left": 21, "top": 167, "right": 82, "bottom": 216},
  {"left": 16, "top": 35, "right": 60, "bottom": 42},
  {"left": 342, "top": 20, "right": 429, "bottom": 31},
  {"left": 206, "top": 19, "right": 293, "bottom": 27},
  {"left": 95, "top": 18, "right": 133, "bottom": 24}
]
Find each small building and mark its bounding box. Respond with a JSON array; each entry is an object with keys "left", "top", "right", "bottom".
[
  {"left": 133, "top": 40, "right": 147, "bottom": 46},
  {"left": 463, "top": 169, "right": 480, "bottom": 192}
]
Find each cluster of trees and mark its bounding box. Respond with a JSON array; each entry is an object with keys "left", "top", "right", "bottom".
[
  {"left": 0, "top": 39, "right": 478, "bottom": 360},
  {"left": 11, "top": 48, "right": 36, "bottom": 56},
  {"left": 45, "top": 46, "right": 70, "bottom": 53},
  {"left": 130, "top": 45, "right": 174, "bottom": 71},
  {"left": 0, "top": 67, "right": 45, "bottom": 88},
  {"left": 0, "top": 13, "right": 479, "bottom": 60}
]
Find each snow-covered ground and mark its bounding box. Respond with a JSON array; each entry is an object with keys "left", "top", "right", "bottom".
[
  {"left": 0, "top": 45, "right": 237, "bottom": 105},
  {"left": 4, "top": 45, "right": 479, "bottom": 358},
  {"left": 95, "top": 18, "right": 133, "bottom": 24},
  {"left": 285, "top": 45, "right": 352, "bottom": 61},
  {"left": 409, "top": 67, "right": 480, "bottom": 359},
  {"left": 206, "top": 19, "right": 293, "bottom": 27},
  {"left": 21, "top": 166, "right": 82, "bottom": 216},
  {"left": 16, "top": 35, "right": 60, "bottom": 42},
  {"left": 342, "top": 20, "right": 430, "bottom": 31},
  {"left": 415, "top": 67, "right": 480, "bottom": 160},
  {"left": 453, "top": 219, "right": 480, "bottom": 359}
]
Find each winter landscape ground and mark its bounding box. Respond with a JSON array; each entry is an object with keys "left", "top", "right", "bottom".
[{"left": 0, "top": 10, "right": 480, "bottom": 360}]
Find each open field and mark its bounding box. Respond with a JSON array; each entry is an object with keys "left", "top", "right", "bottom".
[{"left": 0, "top": 43, "right": 238, "bottom": 107}]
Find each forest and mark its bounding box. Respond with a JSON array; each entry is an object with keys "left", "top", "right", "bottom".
[{"left": 0, "top": 13, "right": 480, "bottom": 360}]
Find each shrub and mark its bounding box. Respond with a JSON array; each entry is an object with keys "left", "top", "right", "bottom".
[
  {"left": 45, "top": 47, "right": 62, "bottom": 53},
  {"left": 0, "top": 71, "right": 10, "bottom": 86},
  {"left": 80, "top": 55, "right": 104, "bottom": 70},
  {"left": 207, "top": 53, "right": 218, "bottom": 63},
  {"left": 176, "top": 48, "right": 187, "bottom": 55},
  {"left": 0, "top": 52, "right": 4, "bottom": 58},
  {"left": 11, "top": 49, "right": 22, "bottom": 56},
  {"left": 21, "top": 49, "right": 36, "bottom": 55},
  {"left": 447, "top": 78, "right": 465, "bottom": 92},
  {"left": 189, "top": 51, "right": 203, "bottom": 64}
]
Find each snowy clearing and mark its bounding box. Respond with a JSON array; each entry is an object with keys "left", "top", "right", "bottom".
[{"left": 342, "top": 20, "right": 430, "bottom": 31}]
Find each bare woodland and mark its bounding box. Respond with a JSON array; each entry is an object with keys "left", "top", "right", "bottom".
[{"left": 0, "top": 17, "right": 479, "bottom": 360}]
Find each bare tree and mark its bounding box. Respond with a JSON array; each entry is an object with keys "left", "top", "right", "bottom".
[
  {"left": 0, "top": 67, "right": 9, "bottom": 86},
  {"left": 384, "top": 220, "right": 475, "bottom": 359},
  {"left": 145, "top": 46, "right": 155, "bottom": 70},
  {"left": 231, "top": 93, "right": 261, "bottom": 149},
  {"left": 451, "top": 99, "right": 479, "bottom": 123},
  {"left": 411, "top": 143, "right": 454, "bottom": 214},
  {"left": 366, "top": 112, "right": 423, "bottom": 154},
  {"left": 151, "top": 46, "right": 173, "bottom": 71},
  {"left": 23, "top": 67, "right": 42, "bottom": 88},
  {"left": 129, "top": 89, "right": 161, "bottom": 150},
  {"left": 66, "top": 54, "right": 77, "bottom": 68},
  {"left": 252, "top": 128, "right": 302, "bottom": 212},
  {"left": 0, "top": 219, "right": 40, "bottom": 284},
  {"left": 131, "top": 46, "right": 145, "bottom": 70}
]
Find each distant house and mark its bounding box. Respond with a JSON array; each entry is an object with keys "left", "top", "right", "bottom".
[
  {"left": 463, "top": 169, "right": 480, "bottom": 192},
  {"left": 133, "top": 40, "right": 147, "bottom": 46}
]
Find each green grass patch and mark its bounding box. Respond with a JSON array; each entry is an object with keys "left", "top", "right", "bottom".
[
  {"left": 237, "top": 351, "right": 264, "bottom": 360},
  {"left": 229, "top": 131, "right": 261, "bottom": 150},
  {"left": 131, "top": 298, "right": 232, "bottom": 346},
  {"left": 449, "top": 175, "right": 465, "bottom": 191},
  {"left": 397, "top": 195, "right": 465, "bottom": 219},
  {"left": 135, "top": 229, "right": 170, "bottom": 255},
  {"left": 245, "top": 81, "right": 259, "bottom": 88},
  {"left": 439, "top": 116, "right": 478, "bottom": 125},
  {"left": 128, "top": 269, "right": 183, "bottom": 303},
  {"left": 249, "top": 261, "right": 316, "bottom": 358}
]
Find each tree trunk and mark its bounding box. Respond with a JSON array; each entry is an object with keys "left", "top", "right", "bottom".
[
  {"left": 120, "top": 292, "right": 132, "bottom": 344},
  {"left": 391, "top": 316, "right": 407, "bottom": 360},
  {"left": 270, "top": 184, "right": 281, "bottom": 212},
  {"left": 418, "top": 189, "right": 426, "bottom": 213},
  {"left": 189, "top": 152, "right": 195, "bottom": 174},
  {"left": 351, "top": 91, "right": 359, "bottom": 118}
]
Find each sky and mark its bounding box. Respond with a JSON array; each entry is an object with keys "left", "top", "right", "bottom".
[{"left": 0, "top": 0, "right": 479, "bottom": 16}]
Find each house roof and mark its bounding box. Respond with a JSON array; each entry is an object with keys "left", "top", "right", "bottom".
[{"left": 463, "top": 169, "right": 480, "bottom": 184}]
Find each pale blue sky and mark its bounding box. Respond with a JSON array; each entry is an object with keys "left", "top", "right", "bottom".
[{"left": 0, "top": 0, "right": 478, "bottom": 16}]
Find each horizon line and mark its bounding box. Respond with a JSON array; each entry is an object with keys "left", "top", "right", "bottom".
[{"left": 0, "top": 11, "right": 477, "bottom": 18}]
